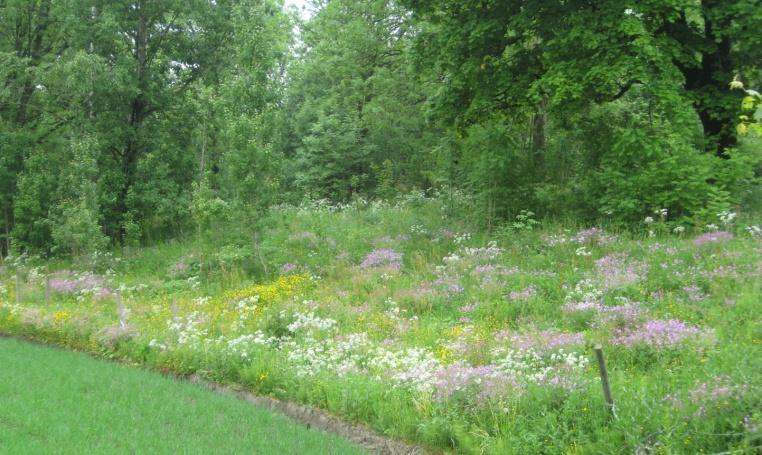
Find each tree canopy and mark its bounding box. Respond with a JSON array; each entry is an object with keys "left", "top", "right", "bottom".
[{"left": 0, "top": 0, "right": 760, "bottom": 256}]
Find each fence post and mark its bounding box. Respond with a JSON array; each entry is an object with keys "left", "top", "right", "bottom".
[
  {"left": 116, "top": 291, "right": 127, "bottom": 328},
  {"left": 594, "top": 344, "right": 616, "bottom": 418},
  {"left": 253, "top": 232, "right": 269, "bottom": 277}
]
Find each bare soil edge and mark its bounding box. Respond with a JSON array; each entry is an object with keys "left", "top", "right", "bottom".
[
  {"left": 0, "top": 333, "right": 430, "bottom": 455},
  {"left": 188, "top": 375, "right": 429, "bottom": 455}
]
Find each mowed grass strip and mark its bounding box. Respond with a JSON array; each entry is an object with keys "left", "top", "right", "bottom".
[{"left": 0, "top": 338, "right": 366, "bottom": 454}]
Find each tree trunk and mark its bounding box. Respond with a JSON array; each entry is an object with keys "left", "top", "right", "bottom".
[
  {"left": 115, "top": 3, "right": 148, "bottom": 242},
  {"left": 530, "top": 97, "right": 547, "bottom": 172},
  {"left": 14, "top": 1, "right": 51, "bottom": 126},
  {"left": 681, "top": 6, "right": 740, "bottom": 157}
]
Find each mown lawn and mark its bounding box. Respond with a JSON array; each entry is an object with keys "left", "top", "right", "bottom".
[{"left": 0, "top": 337, "right": 365, "bottom": 454}]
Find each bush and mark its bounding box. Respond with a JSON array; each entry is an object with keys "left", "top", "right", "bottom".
[
  {"left": 50, "top": 199, "right": 109, "bottom": 257},
  {"left": 595, "top": 125, "right": 717, "bottom": 224}
]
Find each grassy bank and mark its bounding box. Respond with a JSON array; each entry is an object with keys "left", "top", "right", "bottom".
[{"left": 1, "top": 196, "right": 761, "bottom": 453}]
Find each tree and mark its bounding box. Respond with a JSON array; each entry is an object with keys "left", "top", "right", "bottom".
[
  {"left": 1, "top": 0, "right": 293, "bottom": 254},
  {"left": 285, "top": 0, "right": 435, "bottom": 201},
  {"left": 404, "top": 0, "right": 762, "bottom": 157},
  {"left": 0, "top": 0, "right": 76, "bottom": 254}
]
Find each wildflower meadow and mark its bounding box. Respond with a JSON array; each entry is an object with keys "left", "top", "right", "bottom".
[{"left": 1, "top": 194, "right": 760, "bottom": 453}]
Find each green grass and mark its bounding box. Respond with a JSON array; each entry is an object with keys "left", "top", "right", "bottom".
[{"left": 0, "top": 337, "right": 365, "bottom": 454}]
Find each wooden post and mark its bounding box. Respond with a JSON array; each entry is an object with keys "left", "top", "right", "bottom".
[
  {"left": 253, "top": 232, "right": 269, "bottom": 277},
  {"left": 594, "top": 344, "right": 615, "bottom": 418},
  {"left": 170, "top": 300, "right": 179, "bottom": 322},
  {"left": 15, "top": 269, "right": 21, "bottom": 304},
  {"left": 116, "top": 292, "right": 127, "bottom": 328}
]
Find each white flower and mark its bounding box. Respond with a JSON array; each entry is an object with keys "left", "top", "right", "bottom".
[
  {"left": 746, "top": 225, "right": 761, "bottom": 237},
  {"left": 443, "top": 253, "right": 461, "bottom": 263},
  {"left": 718, "top": 211, "right": 736, "bottom": 225},
  {"left": 148, "top": 339, "right": 167, "bottom": 351},
  {"left": 575, "top": 247, "right": 592, "bottom": 257},
  {"left": 706, "top": 223, "right": 719, "bottom": 231},
  {"left": 644, "top": 216, "right": 654, "bottom": 224},
  {"left": 287, "top": 311, "right": 337, "bottom": 333},
  {"left": 673, "top": 226, "right": 685, "bottom": 234},
  {"left": 410, "top": 224, "right": 428, "bottom": 235},
  {"left": 460, "top": 241, "right": 502, "bottom": 260},
  {"left": 454, "top": 232, "right": 471, "bottom": 245}
]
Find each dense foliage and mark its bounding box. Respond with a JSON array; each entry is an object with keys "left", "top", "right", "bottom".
[
  {"left": 1, "top": 0, "right": 760, "bottom": 254},
  {"left": 1, "top": 0, "right": 290, "bottom": 255}
]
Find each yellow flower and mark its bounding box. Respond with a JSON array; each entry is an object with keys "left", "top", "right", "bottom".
[
  {"left": 53, "top": 310, "right": 71, "bottom": 323},
  {"left": 436, "top": 345, "right": 453, "bottom": 362},
  {"left": 221, "top": 274, "right": 308, "bottom": 304},
  {"left": 449, "top": 325, "right": 464, "bottom": 337}
]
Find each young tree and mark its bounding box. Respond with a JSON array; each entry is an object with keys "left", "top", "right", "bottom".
[{"left": 286, "top": 0, "right": 435, "bottom": 201}]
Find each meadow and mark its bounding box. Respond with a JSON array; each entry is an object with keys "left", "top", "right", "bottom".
[
  {"left": 1, "top": 194, "right": 760, "bottom": 453},
  {"left": 0, "top": 337, "right": 365, "bottom": 454}
]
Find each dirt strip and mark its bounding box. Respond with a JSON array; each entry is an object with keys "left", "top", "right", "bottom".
[{"left": 189, "top": 375, "right": 428, "bottom": 455}]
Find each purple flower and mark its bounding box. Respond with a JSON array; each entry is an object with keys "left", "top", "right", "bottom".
[
  {"left": 49, "top": 271, "right": 108, "bottom": 296},
  {"left": 433, "top": 274, "right": 464, "bottom": 296},
  {"left": 683, "top": 285, "right": 706, "bottom": 302},
  {"left": 562, "top": 300, "right": 601, "bottom": 312},
  {"left": 372, "top": 235, "right": 393, "bottom": 245},
  {"left": 693, "top": 231, "right": 733, "bottom": 246},
  {"left": 564, "top": 300, "right": 643, "bottom": 326},
  {"left": 471, "top": 264, "right": 520, "bottom": 276},
  {"left": 433, "top": 362, "right": 517, "bottom": 403},
  {"left": 503, "top": 329, "right": 585, "bottom": 352},
  {"left": 359, "top": 249, "right": 403, "bottom": 271},
  {"left": 471, "top": 265, "right": 519, "bottom": 286},
  {"left": 575, "top": 227, "right": 602, "bottom": 243},
  {"left": 668, "top": 376, "right": 750, "bottom": 417},
  {"left": 410, "top": 283, "right": 436, "bottom": 299},
  {"left": 280, "top": 263, "right": 298, "bottom": 274},
  {"left": 574, "top": 227, "right": 616, "bottom": 245},
  {"left": 506, "top": 285, "right": 537, "bottom": 301},
  {"left": 596, "top": 303, "right": 642, "bottom": 325},
  {"left": 700, "top": 265, "right": 738, "bottom": 279},
  {"left": 459, "top": 303, "right": 477, "bottom": 313},
  {"left": 594, "top": 253, "right": 647, "bottom": 290},
  {"left": 168, "top": 258, "right": 190, "bottom": 277},
  {"left": 529, "top": 269, "right": 558, "bottom": 277},
  {"left": 372, "top": 234, "right": 408, "bottom": 246},
  {"left": 290, "top": 231, "right": 320, "bottom": 248},
  {"left": 612, "top": 319, "right": 708, "bottom": 348},
  {"left": 688, "top": 377, "right": 746, "bottom": 402},
  {"left": 446, "top": 283, "right": 464, "bottom": 294},
  {"left": 437, "top": 229, "right": 455, "bottom": 239}
]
